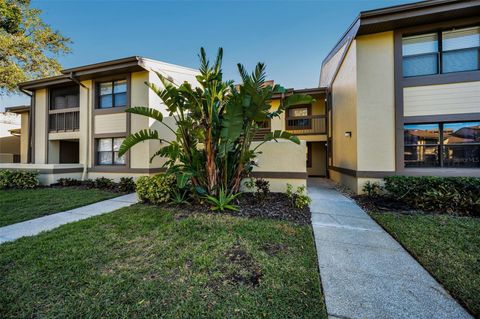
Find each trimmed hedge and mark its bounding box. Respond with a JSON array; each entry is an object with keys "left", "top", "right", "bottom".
[
  {"left": 0, "top": 170, "right": 39, "bottom": 189},
  {"left": 384, "top": 176, "right": 480, "bottom": 216},
  {"left": 136, "top": 174, "right": 176, "bottom": 205}
]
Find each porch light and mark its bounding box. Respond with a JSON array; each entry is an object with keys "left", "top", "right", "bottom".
[{"left": 345, "top": 131, "right": 352, "bottom": 138}]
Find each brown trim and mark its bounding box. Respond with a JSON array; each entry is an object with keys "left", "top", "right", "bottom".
[
  {"left": 62, "top": 56, "right": 140, "bottom": 74},
  {"left": 88, "top": 167, "right": 166, "bottom": 174},
  {"left": 404, "top": 113, "right": 480, "bottom": 124},
  {"left": 12, "top": 167, "right": 84, "bottom": 174},
  {"left": 250, "top": 171, "right": 307, "bottom": 179},
  {"left": 5, "top": 105, "right": 30, "bottom": 113},
  {"left": 19, "top": 75, "right": 73, "bottom": 90},
  {"left": 93, "top": 106, "right": 127, "bottom": 115},
  {"left": 329, "top": 166, "right": 480, "bottom": 178},
  {"left": 93, "top": 132, "right": 127, "bottom": 139},
  {"left": 44, "top": 88, "right": 49, "bottom": 164}
]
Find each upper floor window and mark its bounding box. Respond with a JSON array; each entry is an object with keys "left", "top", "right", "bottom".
[
  {"left": 50, "top": 85, "right": 79, "bottom": 110},
  {"left": 97, "top": 80, "right": 127, "bottom": 109},
  {"left": 402, "top": 26, "right": 480, "bottom": 77}
]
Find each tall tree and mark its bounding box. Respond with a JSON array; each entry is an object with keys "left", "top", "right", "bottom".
[{"left": 0, "top": 0, "right": 71, "bottom": 94}]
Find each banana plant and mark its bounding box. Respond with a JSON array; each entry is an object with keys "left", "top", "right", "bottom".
[{"left": 118, "top": 48, "right": 313, "bottom": 197}]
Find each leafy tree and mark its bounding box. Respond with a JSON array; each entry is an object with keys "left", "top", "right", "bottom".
[
  {"left": 0, "top": 0, "right": 71, "bottom": 94},
  {"left": 119, "top": 48, "right": 313, "bottom": 197}
]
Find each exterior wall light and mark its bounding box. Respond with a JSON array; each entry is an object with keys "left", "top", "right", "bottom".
[{"left": 345, "top": 131, "right": 352, "bottom": 138}]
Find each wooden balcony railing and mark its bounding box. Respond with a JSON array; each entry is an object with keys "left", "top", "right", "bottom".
[
  {"left": 285, "top": 115, "right": 327, "bottom": 135},
  {"left": 49, "top": 108, "right": 80, "bottom": 132}
]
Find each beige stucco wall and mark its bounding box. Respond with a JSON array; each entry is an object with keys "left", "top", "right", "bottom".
[
  {"left": 356, "top": 31, "right": 396, "bottom": 172},
  {"left": 94, "top": 113, "right": 127, "bottom": 134},
  {"left": 404, "top": 81, "right": 480, "bottom": 116},
  {"left": 34, "top": 89, "right": 47, "bottom": 164},
  {"left": 331, "top": 40, "right": 358, "bottom": 170},
  {"left": 20, "top": 112, "right": 29, "bottom": 163},
  {"left": 130, "top": 71, "right": 150, "bottom": 169},
  {"left": 80, "top": 80, "right": 91, "bottom": 168}
]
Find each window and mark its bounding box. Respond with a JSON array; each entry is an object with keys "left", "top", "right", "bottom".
[
  {"left": 50, "top": 85, "right": 79, "bottom": 110},
  {"left": 402, "top": 26, "right": 480, "bottom": 77},
  {"left": 442, "top": 27, "right": 480, "bottom": 73},
  {"left": 287, "top": 105, "right": 311, "bottom": 129},
  {"left": 404, "top": 122, "right": 480, "bottom": 168},
  {"left": 96, "top": 137, "right": 125, "bottom": 165},
  {"left": 97, "top": 80, "right": 127, "bottom": 108},
  {"left": 402, "top": 33, "right": 439, "bottom": 77}
]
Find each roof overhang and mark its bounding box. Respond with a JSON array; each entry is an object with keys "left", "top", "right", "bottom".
[
  {"left": 320, "top": 0, "right": 480, "bottom": 88},
  {"left": 271, "top": 87, "right": 326, "bottom": 99},
  {"left": 5, "top": 105, "right": 30, "bottom": 114},
  {"left": 357, "top": 0, "right": 480, "bottom": 36},
  {"left": 18, "top": 56, "right": 149, "bottom": 90}
]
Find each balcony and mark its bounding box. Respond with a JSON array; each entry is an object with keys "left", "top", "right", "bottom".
[
  {"left": 286, "top": 115, "right": 327, "bottom": 135},
  {"left": 49, "top": 108, "right": 80, "bottom": 132}
]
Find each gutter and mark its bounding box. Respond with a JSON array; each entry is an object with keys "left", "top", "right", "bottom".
[
  {"left": 68, "top": 73, "right": 90, "bottom": 181},
  {"left": 20, "top": 88, "right": 33, "bottom": 163}
]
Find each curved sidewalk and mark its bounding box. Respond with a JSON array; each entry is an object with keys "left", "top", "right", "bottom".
[
  {"left": 0, "top": 193, "right": 138, "bottom": 244},
  {"left": 308, "top": 179, "right": 471, "bottom": 319}
]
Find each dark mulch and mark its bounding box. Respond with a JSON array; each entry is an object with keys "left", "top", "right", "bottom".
[
  {"left": 165, "top": 192, "right": 311, "bottom": 225},
  {"left": 354, "top": 195, "right": 416, "bottom": 214}
]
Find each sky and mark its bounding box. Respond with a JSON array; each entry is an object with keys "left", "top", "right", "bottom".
[{"left": 0, "top": 0, "right": 415, "bottom": 111}]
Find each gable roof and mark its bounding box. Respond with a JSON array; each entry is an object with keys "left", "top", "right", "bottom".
[{"left": 319, "top": 0, "right": 480, "bottom": 88}]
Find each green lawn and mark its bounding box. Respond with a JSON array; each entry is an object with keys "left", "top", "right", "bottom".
[
  {"left": 0, "top": 205, "right": 326, "bottom": 318},
  {"left": 0, "top": 188, "right": 119, "bottom": 227},
  {"left": 371, "top": 212, "right": 480, "bottom": 316}
]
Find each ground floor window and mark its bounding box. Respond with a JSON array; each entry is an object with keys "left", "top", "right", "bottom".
[
  {"left": 96, "top": 137, "right": 125, "bottom": 165},
  {"left": 404, "top": 121, "right": 480, "bottom": 168}
]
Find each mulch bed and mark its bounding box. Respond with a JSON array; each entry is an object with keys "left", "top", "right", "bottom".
[
  {"left": 353, "top": 195, "right": 429, "bottom": 216},
  {"left": 163, "top": 192, "right": 311, "bottom": 225}
]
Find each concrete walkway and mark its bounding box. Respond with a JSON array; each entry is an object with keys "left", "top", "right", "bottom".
[
  {"left": 308, "top": 178, "right": 471, "bottom": 319},
  {"left": 0, "top": 193, "right": 138, "bottom": 244}
]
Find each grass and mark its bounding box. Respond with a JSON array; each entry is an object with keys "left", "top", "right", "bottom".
[
  {"left": 0, "top": 187, "right": 119, "bottom": 227},
  {"left": 0, "top": 205, "right": 326, "bottom": 318},
  {"left": 370, "top": 211, "right": 480, "bottom": 316}
]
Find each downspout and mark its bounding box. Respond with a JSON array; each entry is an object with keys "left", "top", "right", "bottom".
[
  {"left": 68, "top": 72, "right": 89, "bottom": 180},
  {"left": 20, "top": 88, "right": 33, "bottom": 163}
]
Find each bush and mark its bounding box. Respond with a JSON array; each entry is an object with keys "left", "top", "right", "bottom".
[
  {"left": 57, "top": 178, "right": 81, "bottom": 187},
  {"left": 118, "top": 177, "right": 135, "bottom": 193},
  {"left": 362, "top": 181, "right": 381, "bottom": 197},
  {"left": 384, "top": 176, "right": 480, "bottom": 216},
  {"left": 82, "top": 179, "right": 95, "bottom": 188},
  {"left": 286, "top": 183, "right": 311, "bottom": 209},
  {"left": 94, "top": 177, "right": 115, "bottom": 190},
  {"left": 136, "top": 174, "right": 176, "bottom": 205},
  {"left": 244, "top": 177, "right": 270, "bottom": 200},
  {"left": 0, "top": 170, "right": 39, "bottom": 189}
]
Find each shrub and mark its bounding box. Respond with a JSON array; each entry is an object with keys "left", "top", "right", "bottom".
[
  {"left": 82, "top": 179, "right": 95, "bottom": 189},
  {"left": 118, "top": 177, "right": 135, "bottom": 193},
  {"left": 286, "top": 183, "right": 312, "bottom": 209},
  {"left": 57, "top": 178, "right": 81, "bottom": 187},
  {"left": 0, "top": 170, "right": 39, "bottom": 189},
  {"left": 94, "top": 177, "right": 115, "bottom": 190},
  {"left": 136, "top": 174, "right": 176, "bottom": 205},
  {"left": 204, "top": 188, "right": 240, "bottom": 211},
  {"left": 362, "top": 181, "right": 381, "bottom": 197},
  {"left": 384, "top": 176, "right": 480, "bottom": 216},
  {"left": 244, "top": 177, "right": 270, "bottom": 200}
]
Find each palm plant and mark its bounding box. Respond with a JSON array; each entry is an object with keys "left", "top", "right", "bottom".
[{"left": 118, "top": 48, "right": 313, "bottom": 197}]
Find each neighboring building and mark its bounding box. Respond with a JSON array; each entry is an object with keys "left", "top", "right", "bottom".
[
  {"left": 0, "top": 110, "right": 22, "bottom": 163},
  {"left": 0, "top": 56, "right": 306, "bottom": 189},
  {"left": 320, "top": 0, "right": 480, "bottom": 192}
]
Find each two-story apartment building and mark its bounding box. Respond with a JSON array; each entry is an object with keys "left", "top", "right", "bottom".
[
  {"left": 321, "top": 0, "right": 480, "bottom": 192},
  {"left": 2, "top": 57, "right": 307, "bottom": 190},
  {"left": 3, "top": 0, "right": 479, "bottom": 193}
]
